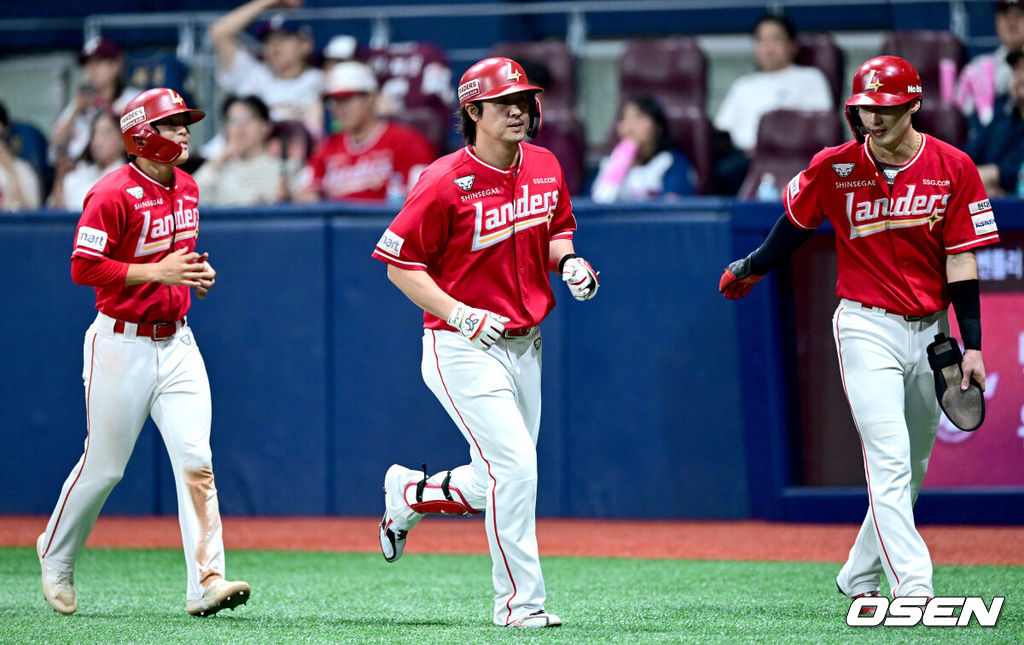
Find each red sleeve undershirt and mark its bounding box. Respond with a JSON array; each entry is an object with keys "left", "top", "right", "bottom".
[{"left": 71, "top": 256, "right": 129, "bottom": 287}]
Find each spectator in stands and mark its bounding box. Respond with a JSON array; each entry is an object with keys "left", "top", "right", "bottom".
[
  {"left": 209, "top": 0, "right": 324, "bottom": 140},
  {"left": 591, "top": 95, "right": 695, "bottom": 202},
  {"left": 50, "top": 36, "right": 140, "bottom": 167},
  {"left": 192, "top": 95, "right": 296, "bottom": 206},
  {"left": 712, "top": 14, "right": 833, "bottom": 194},
  {"left": 0, "top": 102, "right": 43, "bottom": 211},
  {"left": 957, "top": 0, "right": 1024, "bottom": 127},
  {"left": 965, "top": 48, "right": 1024, "bottom": 196},
  {"left": 48, "top": 111, "right": 127, "bottom": 211},
  {"left": 293, "top": 62, "right": 436, "bottom": 204}
]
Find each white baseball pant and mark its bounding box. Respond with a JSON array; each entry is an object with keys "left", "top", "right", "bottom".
[
  {"left": 39, "top": 312, "right": 226, "bottom": 603},
  {"left": 832, "top": 299, "right": 949, "bottom": 599},
  {"left": 421, "top": 327, "right": 546, "bottom": 626}
]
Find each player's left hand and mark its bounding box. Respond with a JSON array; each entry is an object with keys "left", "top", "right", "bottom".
[
  {"left": 961, "top": 349, "right": 986, "bottom": 391},
  {"left": 561, "top": 256, "right": 599, "bottom": 301},
  {"left": 193, "top": 252, "right": 216, "bottom": 299}
]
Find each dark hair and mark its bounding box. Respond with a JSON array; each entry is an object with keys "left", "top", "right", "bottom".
[
  {"left": 221, "top": 94, "right": 271, "bottom": 122},
  {"left": 456, "top": 103, "right": 480, "bottom": 145},
  {"left": 621, "top": 95, "right": 674, "bottom": 154},
  {"left": 80, "top": 110, "right": 127, "bottom": 165},
  {"left": 0, "top": 101, "right": 8, "bottom": 130},
  {"left": 753, "top": 13, "right": 797, "bottom": 42}
]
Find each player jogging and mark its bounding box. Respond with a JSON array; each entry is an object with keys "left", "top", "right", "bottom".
[
  {"left": 36, "top": 88, "right": 250, "bottom": 617},
  {"left": 720, "top": 56, "right": 999, "bottom": 605},
  {"left": 371, "top": 57, "right": 599, "bottom": 628}
]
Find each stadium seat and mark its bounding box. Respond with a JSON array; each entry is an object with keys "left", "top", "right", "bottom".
[
  {"left": 738, "top": 109, "right": 843, "bottom": 200},
  {"left": 489, "top": 39, "right": 576, "bottom": 111},
  {"left": 655, "top": 100, "right": 714, "bottom": 196},
  {"left": 879, "top": 30, "right": 965, "bottom": 104},
  {"left": 620, "top": 37, "right": 706, "bottom": 109},
  {"left": 914, "top": 102, "right": 967, "bottom": 149},
  {"left": 363, "top": 42, "right": 455, "bottom": 153},
  {"left": 796, "top": 33, "right": 845, "bottom": 108},
  {"left": 529, "top": 107, "right": 586, "bottom": 195},
  {"left": 7, "top": 121, "right": 52, "bottom": 195}
]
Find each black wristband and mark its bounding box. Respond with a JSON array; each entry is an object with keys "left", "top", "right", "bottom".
[
  {"left": 558, "top": 253, "right": 578, "bottom": 274},
  {"left": 948, "top": 279, "right": 982, "bottom": 350}
]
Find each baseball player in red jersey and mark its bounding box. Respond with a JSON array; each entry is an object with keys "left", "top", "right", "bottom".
[
  {"left": 371, "top": 57, "right": 599, "bottom": 628},
  {"left": 720, "top": 57, "right": 999, "bottom": 605},
  {"left": 294, "top": 61, "right": 436, "bottom": 203},
  {"left": 36, "top": 88, "right": 250, "bottom": 617}
]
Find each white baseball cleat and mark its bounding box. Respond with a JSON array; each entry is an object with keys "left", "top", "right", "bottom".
[
  {"left": 510, "top": 610, "right": 562, "bottom": 628},
  {"left": 379, "top": 464, "right": 423, "bottom": 562},
  {"left": 186, "top": 578, "right": 251, "bottom": 617},
  {"left": 36, "top": 533, "right": 76, "bottom": 615}
]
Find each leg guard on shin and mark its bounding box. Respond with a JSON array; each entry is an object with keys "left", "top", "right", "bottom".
[{"left": 406, "top": 465, "right": 481, "bottom": 516}]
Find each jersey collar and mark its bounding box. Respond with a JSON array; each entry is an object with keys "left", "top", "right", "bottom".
[
  {"left": 465, "top": 143, "right": 523, "bottom": 175},
  {"left": 345, "top": 121, "right": 386, "bottom": 153},
  {"left": 860, "top": 132, "right": 927, "bottom": 171},
  {"left": 128, "top": 162, "right": 173, "bottom": 191}
]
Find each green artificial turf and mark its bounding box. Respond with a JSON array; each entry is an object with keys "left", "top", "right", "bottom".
[{"left": 1, "top": 547, "right": 1021, "bottom": 644}]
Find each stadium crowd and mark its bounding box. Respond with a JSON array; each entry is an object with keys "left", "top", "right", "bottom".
[{"left": 2, "top": 0, "right": 1024, "bottom": 212}]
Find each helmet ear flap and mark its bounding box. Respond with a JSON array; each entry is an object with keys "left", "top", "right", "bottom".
[
  {"left": 527, "top": 95, "right": 542, "bottom": 139},
  {"left": 845, "top": 105, "right": 866, "bottom": 140}
]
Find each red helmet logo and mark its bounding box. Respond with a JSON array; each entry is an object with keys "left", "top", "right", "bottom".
[{"left": 120, "top": 88, "right": 204, "bottom": 164}]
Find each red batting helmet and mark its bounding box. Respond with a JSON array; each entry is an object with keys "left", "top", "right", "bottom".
[
  {"left": 844, "top": 56, "right": 922, "bottom": 138},
  {"left": 120, "top": 88, "right": 205, "bottom": 164},
  {"left": 458, "top": 57, "right": 543, "bottom": 138}
]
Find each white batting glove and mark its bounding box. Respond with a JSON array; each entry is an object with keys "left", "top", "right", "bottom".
[
  {"left": 560, "top": 255, "right": 599, "bottom": 301},
  {"left": 447, "top": 302, "right": 510, "bottom": 349}
]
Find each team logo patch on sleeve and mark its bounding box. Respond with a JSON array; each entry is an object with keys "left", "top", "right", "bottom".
[
  {"left": 788, "top": 173, "right": 801, "bottom": 197},
  {"left": 76, "top": 226, "right": 108, "bottom": 252},
  {"left": 971, "top": 213, "right": 998, "bottom": 236},
  {"left": 831, "top": 162, "right": 855, "bottom": 177},
  {"left": 376, "top": 229, "right": 405, "bottom": 257},
  {"left": 453, "top": 174, "right": 476, "bottom": 191},
  {"left": 968, "top": 199, "right": 991, "bottom": 215},
  {"left": 126, "top": 186, "right": 144, "bottom": 199}
]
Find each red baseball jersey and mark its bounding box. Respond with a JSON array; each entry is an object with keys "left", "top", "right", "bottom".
[
  {"left": 371, "top": 142, "right": 576, "bottom": 330},
  {"left": 785, "top": 134, "right": 1000, "bottom": 316},
  {"left": 296, "top": 121, "right": 435, "bottom": 201},
  {"left": 71, "top": 163, "right": 199, "bottom": 323}
]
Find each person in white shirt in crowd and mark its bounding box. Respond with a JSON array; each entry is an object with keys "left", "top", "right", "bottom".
[
  {"left": 0, "top": 102, "right": 43, "bottom": 212},
  {"left": 193, "top": 95, "right": 297, "bottom": 206},
  {"left": 714, "top": 13, "right": 834, "bottom": 154},
  {"left": 208, "top": 0, "right": 325, "bottom": 141},
  {"left": 49, "top": 36, "right": 141, "bottom": 168},
  {"left": 956, "top": 0, "right": 1024, "bottom": 127},
  {"left": 49, "top": 111, "right": 127, "bottom": 211}
]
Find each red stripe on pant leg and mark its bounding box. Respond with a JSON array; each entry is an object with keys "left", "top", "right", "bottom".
[
  {"left": 834, "top": 309, "right": 900, "bottom": 587},
  {"left": 44, "top": 333, "right": 97, "bottom": 558},
  {"left": 432, "top": 330, "right": 518, "bottom": 623}
]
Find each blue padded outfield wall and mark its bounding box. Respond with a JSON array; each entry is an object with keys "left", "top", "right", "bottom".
[{"left": 3, "top": 199, "right": 1023, "bottom": 522}]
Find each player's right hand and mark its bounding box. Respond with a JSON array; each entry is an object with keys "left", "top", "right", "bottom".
[
  {"left": 447, "top": 302, "right": 510, "bottom": 350},
  {"left": 719, "top": 255, "right": 763, "bottom": 300},
  {"left": 153, "top": 248, "right": 208, "bottom": 287}
]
